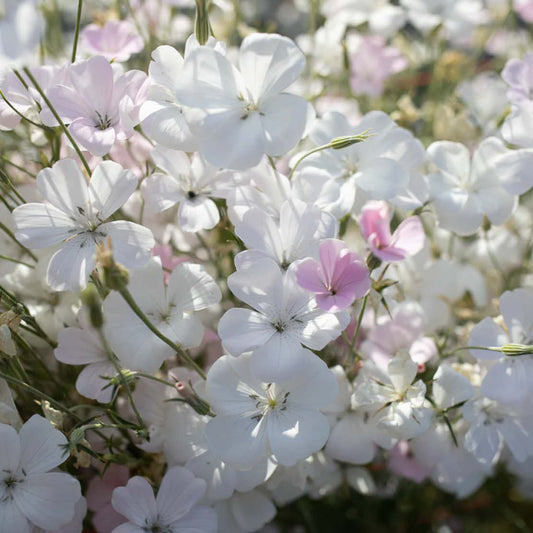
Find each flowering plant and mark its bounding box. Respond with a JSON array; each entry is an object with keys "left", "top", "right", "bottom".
[{"left": 1, "top": 1, "right": 533, "bottom": 531}]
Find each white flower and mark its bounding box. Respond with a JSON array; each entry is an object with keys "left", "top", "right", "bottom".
[
  {"left": 469, "top": 288, "right": 533, "bottom": 405},
  {"left": 233, "top": 199, "right": 337, "bottom": 270},
  {"left": 205, "top": 351, "right": 338, "bottom": 468},
  {"left": 0, "top": 0, "right": 43, "bottom": 66},
  {"left": 354, "top": 351, "right": 433, "bottom": 441},
  {"left": 218, "top": 258, "right": 349, "bottom": 380},
  {"left": 176, "top": 33, "right": 310, "bottom": 170},
  {"left": 140, "top": 35, "right": 225, "bottom": 151},
  {"left": 104, "top": 258, "right": 221, "bottom": 373},
  {"left": 298, "top": 111, "right": 424, "bottom": 211},
  {"left": 111, "top": 466, "right": 217, "bottom": 533},
  {"left": 55, "top": 323, "right": 117, "bottom": 403},
  {"left": 12, "top": 159, "right": 154, "bottom": 291},
  {"left": 427, "top": 138, "right": 533, "bottom": 235},
  {"left": 463, "top": 397, "right": 529, "bottom": 465},
  {"left": 141, "top": 146, "right": 228, "bottom": 232},
  {"left": 0, "top": 415, "right": 81, "bottom": 532}
]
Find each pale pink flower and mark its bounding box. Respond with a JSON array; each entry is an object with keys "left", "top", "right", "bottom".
[
  {"left": 296, "top": 239, "right": 370, "bottom": 312},
  {"left": 514, "top": 0, "right": 533, "bottom": 22},
  {"left": 349, "top": 35, "right": 408, "bottom": 98},
  {"left": 40, "top": 56, "right": 148, "bottom": 156},
  {"left": 388, "top": 441, "right": 431, "bottom": 483},
  {"left": 86, "top": 465, "right": 129, "bottom": 533},
  {"left": 359, "top": 200, "right": 424, "bottom": 262},
  {"left": 81, "top": 20, "right": 144, "bottom": 62}
]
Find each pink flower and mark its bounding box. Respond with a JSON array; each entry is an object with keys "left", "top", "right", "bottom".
[
  {"left": 40, "top": 56, "right": 148, "bottom": 156},
  {"left": 86, "top": 464, "right": 129, "bottom": 533},
  {"left": 296, "top": 239, "right": 370, "bottom": 312},
  {"left": 81, "top": 20, "right": 144, "bottom": 62},
  {"left": 514, "top": 0, "right": 533, "bottom": 22},
  {"left": 360, "top": 200, "right": 425, "bottom": 262},
  {"left": 349, "top": 35, "right": 408, "bottom": 98},
  {"left": 388, "top": 441, "right": 431, "bottom": 483}
]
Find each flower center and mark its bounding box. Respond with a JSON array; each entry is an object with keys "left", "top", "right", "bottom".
[
  {"left": 1, "top": 469, "right": 25, "bottom": 501},
  {"left": 94, "top": 111, "right": 114, "bottom": 130},
  {"left": 248, "top": 384, "right": 290, "bottom": 422}
]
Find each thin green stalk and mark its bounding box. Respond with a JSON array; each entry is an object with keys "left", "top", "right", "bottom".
[
  {"left": 0, "top": 370, "right": 84, "bottom": 422},
  {"left": 350, "top": 294, "right": 368, "bottom": 356},
  {"left": 96, "top": 328, "right": 146, "bottom": 432},
  {"left": 135, "top": 372, "right": 176, "bottom": 388},
  {"left": 118, "top": 287, "right": 207, "bottom": 379},
  {"left": 0, "top": 221, "right": 38, "bottom": 261},
  {"left": 71, "top": 0, "right": 83, "bottom": 62},
  {"left": 22, "top": 67, "right": 92, "bottom": 176},
  {"left": 1, "top": 156, "right": 37, "bottom": 178},
  {"left": 0, "top": 168, "right": 27, "bottom": 204},
  {"left": 0, "top": 91, "right": 49, "bottom": 131},
  {"left": 0, "top": 255, "right": 34, "bottom": 269}
]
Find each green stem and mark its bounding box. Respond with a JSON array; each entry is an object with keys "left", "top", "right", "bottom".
[
  {"left": 22, "top": 67, "right": 92, "bottom": 176},
  {"left": 350, "top": 294, "right": 368, "bottom": 356},
  {"left": 118, "top": 287, "right": 207, "bottom": 379},
  {"left": 0, "top": 255, "right": 34, "bottom": 269},
  {"left": 0, "top": 370, "right": 83, "bottom": 422},
  {"left": 288, "top": 143, "right": 332, "bottom": 180},
  {"left": 71, "top": 0, "right": 83, "bottom": 63},
  {"left": 0, "top": 221, "right": 38, "bottom": 261},
  {"left": 0, "top": 91, "right": 49, "bottom": 131},
  {"left": 135, "top": 372, "right": 176, "bottom": 388},
  {"left": 1, "top": 156, "right": 37, "bottom": 178}
]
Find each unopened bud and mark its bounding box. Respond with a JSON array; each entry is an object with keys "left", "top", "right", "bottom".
[
  {"left": 366, "top": 253, "right": 382, "bottom": 271},
  {"left": 194, "top": 0, "right": 211, "bottom": 46},
  {"left": 176, "top": 380, "right": 213, "bottom": 416},
  {"left": 329, "top": 131, "right": 371, "bottom": 150},
  {"left": 81, "top": 284, "right": 103, "bottom": 329},
  {"left": 97, "top": 239, "right": 130, "bottom": 291},
  {"left": 500, "top": 343, "right": 533, "bottom": 356}
]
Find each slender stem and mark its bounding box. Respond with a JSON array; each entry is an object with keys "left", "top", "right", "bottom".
[
  {"left": 0, "top": 156, "right": 36, "bottom": 178},
  {"left": 22, "top": 67, "right": 92, "bottom": 176},
  {"left": 118, "top": 287, "right": 207, "bottom": 379},
  {"left": 72, "top": 0, "right": 83, "bottom": 63},
  {"left": 0, "top": 91, "right": 49, "bottom": 130},
  {"left": 0, "top": 168, "right": 27, "bottom": 204},
  {"left": 135, "top": 372, "right": 176, "bottom": 388},
  {"left": 288, "top": 143, "right": 331, "bottom": 180},
  {"left": 0, "top": 370, "right": 83, "bottom": 422},
  {"left": 443, "top": 345, "right": 504, "bottom": 357},
  {"left": 341, "top": 330, "right": 361, "bottom": 363},
  {"left": 96, "top": 328, "right": 146, "bottom": 432},
  {"left": 350, "top": 294, "right": 368, "bottom": 356},
  {"left": 0, "top": 255, "right": 34, "bottom": 268},
  {"left": 0, "top": 221, "right": 38, "bottom": 261}
]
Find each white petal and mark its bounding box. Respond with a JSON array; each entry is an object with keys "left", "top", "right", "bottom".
[
  {"left": 259, "top": 94, "right": 308, "bottom": 156},
  {"left": 0, "top": 501, "right": 30, "bottom": 533},
  {"left": 464, "top": 423, "right": 502, "bottom": 465},
  {"left": 468, "top": 318, "right": 508, "bottom": 361},
  {"left": 167, "top": 263, "right": 221, "bottom": 313},
  {"left": 432, "top": 365, "right": 475, "bottom": 409},
  {"left": 500, "top": 288, "right": 533, "bottom": 343},
  {"left": 481, "top": 359, "right": 529, "bottom": 405},
  {"left": 36, "top": 159, "right": 90, "bottom": 220},
  {"left": 157, "top": 466, "right": 206, "bottom": 524},
  {"left": 99, "top": 220, "right": 154, "bottom": 269},
  {"left": 325, "top": 414, "right": 376, "bottom": 465},
  {"left": 46, "top": 234, "right": 96, "bottom": 291},
  {"left": 355, "top": 158, "right": 409, "bottom": 199},
  {"left": 18, "top": 415, "right": 68, "bottom": 473},
  {"left": 13, "top": 472, "right": 81, "bottom": 530},
  {"left": 170, "top": 505, "right": 217, "bottom": 533},
  {"left": 0, "top": 423, "right": 20, "bottom": 472},
  {"left": 230, "top": 490, "right": 276, "bottom": 532},
  {"left": 111, "top": 476, "right": 157, "bottom": 526},
  {"left": 267, "top": 406, "right": 330, "bottom": 466},
  {"left": 75, "top": 361, "right": 116, "bottom": 403},
  {"left": 88, "top": 161, "right": 138, "bottom": 220},
  {"left": 205, "top": 415, "right": 268, "bottom": 468},
  {"left": 427, "top": 141, "right": 470, "bottom": 179},
  {"left": 141, "top": 172, "right": 181, "bottom": 213},
  {"left": 13, "top": 203, "right": 78, "bottom": 248},
  {"left": 55, "top": 327, "right": 106, "bottom": 365},
  {"left": 239, "top": 33, "right": 305, "bottom": 101},
  {"left": 178, "top": 197, "right": 220, "bottom": 232},
  {"left": 217, "top": 309, "right": 274, "bottom": 355}
]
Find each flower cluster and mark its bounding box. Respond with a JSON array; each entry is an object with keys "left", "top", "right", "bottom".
[{"left": 1, "top": 1, "right": 533, "bottom": 531}]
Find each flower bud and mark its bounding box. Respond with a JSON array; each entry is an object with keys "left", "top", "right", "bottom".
[
  {"left": 81, "top": 284, "right": 103, "bottom": 329},
  {"left": 366, "top": 253, "right": 382, "bottom": 271},
  {"left": 176, "top": 380, "right": 213, "bottom": 416},
  {"left": 329, "top": 132, "right": 371, "bottom": 150},
  {"left": 97, "top": 239, "right": 130, "bottom": 292},
  {"left": 500, "top": 343, "right": 533, "bottom": 356},
  {"left": 194, "top": 0, "right": 211, "bottom": 46}
]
